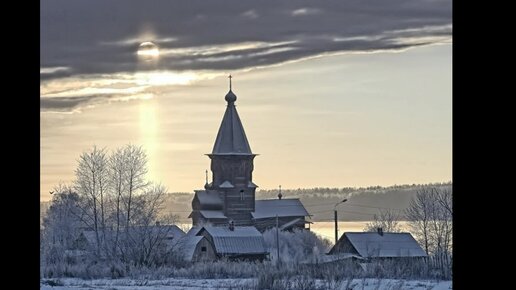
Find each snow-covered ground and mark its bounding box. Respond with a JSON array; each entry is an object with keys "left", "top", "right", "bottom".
[{"left": 40, "top": 277, "right": 452, "bottom": 289}]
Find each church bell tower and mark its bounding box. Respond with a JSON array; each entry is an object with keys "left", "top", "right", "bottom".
[{"left": 192, "top": 75, "right": 258, "bottom": 226}]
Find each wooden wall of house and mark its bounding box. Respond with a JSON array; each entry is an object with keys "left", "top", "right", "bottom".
[
  {"left": 197, "top": 229, "right": 215, "bottom": 249},
  {"left": 191, "top": 211, "right": 230, "bottom": 226},
  {"left": 192, "top": 238, "right": 217, "bottom": 262},
  {"left": 204, "top": 218, "right": 229, "bottom": 226},
  {"left": 223, "top": 187, "right": 255, "bottom": 226},
  {"left": 192, "top": 198, "right": 200, "bottom": 211},
  {"left": 209, "top": 155, "right": 256, "bottom": 188},
  {"left": 330, "top": 235, "right": 359, "bottom": 255},
  {"left": 207, "top": 155, "right": 257, "bottom": 226}
]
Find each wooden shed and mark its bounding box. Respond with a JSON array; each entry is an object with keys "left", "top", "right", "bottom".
[
  {"left": 178, "top": 234, "right": 217, "bottom": 262},
  {"left": 329, "top": 230, "right": 427, "bottom": 259},
  {"left": 196, "top": 225, "right": 268, "bottom": 261}
]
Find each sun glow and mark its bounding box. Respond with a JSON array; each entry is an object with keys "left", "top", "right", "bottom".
[
  {"left": 134, "top": 71, "right": 198, "bottom": 86},
  {"left": 139, "top": 101, "right": 159, "bottom": 182},
  {"left": 137, "top": 42, "right": 160, "bottom": 58}
]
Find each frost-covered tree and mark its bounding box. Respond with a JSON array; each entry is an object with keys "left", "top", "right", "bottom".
[
  {"left": 121, "top": 145, "right": 149, "bottom": 230},
  {"left": 42, "top": 144, "right": 181, "bottom": 270},
  {"left": 363, "top": 209, "right": 402, "bottom": 233},
  {"left": 106, "top": 145, "right": 150, "bottom": 260},
  {"left": 75, "top": 146, "right": 109, "bottom": 256},
  {"left": 122, "top": 183, "right": 174, "bottom": 265},
  {"left": 405, "top": 187, "right": 453, "bottom": 255},
  {"left": 41, "top": 183, "right": 84, "bottom": 264},
  {"left": 405, "top": 187, "right": 452, "bottom": 277},
  {"left": 107, "top": 146, "right": 127, "bottom": 257}
]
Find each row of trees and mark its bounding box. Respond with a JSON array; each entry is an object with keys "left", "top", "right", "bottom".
[
  {"left": 42, "top": 145, "right": 177, "bottom": 268},
  {"left": 256, "top": 182, "right": 452, "bottom": 199}
]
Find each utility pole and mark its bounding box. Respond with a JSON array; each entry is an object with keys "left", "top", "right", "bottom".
[
  {"left": 334, "top": 209, "right": 338, "bottom": 245},
  {"left": 276, "top": 214, "right": 280, "bottom": 265},
  {"left": 334, "top": 199, "right": 348, "bottom": 245}
]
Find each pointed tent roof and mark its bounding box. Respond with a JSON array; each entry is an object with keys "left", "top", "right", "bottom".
[{"left": 211, "top": 88, "right": 254, "bottom": 155}]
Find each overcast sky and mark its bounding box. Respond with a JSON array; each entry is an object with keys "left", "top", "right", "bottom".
[{"left": 41, "top": 0, "right": 452, "bottom": 201}]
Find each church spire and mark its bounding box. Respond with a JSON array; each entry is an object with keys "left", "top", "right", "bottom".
[
  {"left": 225, "top": 74, "right": 237, "bottom": 104},
  {"left": 212, "top": 76, "right": 252, "bottom": 155}
]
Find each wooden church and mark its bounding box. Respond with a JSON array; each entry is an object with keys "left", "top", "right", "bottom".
[{"left": 189, "top": 77, "right": 310, "bottom": 231}]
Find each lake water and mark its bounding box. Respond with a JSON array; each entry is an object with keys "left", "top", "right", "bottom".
[{"left": 309, "top": 221, "right": 411, "bottom": 242}]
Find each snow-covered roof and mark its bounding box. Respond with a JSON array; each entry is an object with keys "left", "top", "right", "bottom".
[
  {"left": 252, "top": 199, "right": 310, "bottom": 219},
  {"left": 200, "top": 210, "right": 228, "bottom": 219},
  {"left": 194, "top": 190, "right": 223, "bottom": 208},
  {"left": 177, "top": 235, "right": 204, "bottom": 261},
  {"left": 186, "top": 226, "right": 202, "bottom": 237},
  {"left": 219, "top": 181, "right": 234, "bottom": 188},
  {"left": 200, "top": 226, "right": 267, "bottom": 255},
  {"left": 279, "top": 217, "right": 303, "bottom": 230},
  {"left": 343, "top": 232, "right": 427, "bottom": 258},
  {"left": 150, "top": 225, "right": 186, "bottom": 239},
  {"left": 248, "top": 181, "right": 258, "bottom": 188}
]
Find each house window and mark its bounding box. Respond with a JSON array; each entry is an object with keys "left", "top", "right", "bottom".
[
  {"left": 240, "top": 190, "right": 244, "bottom": 200},
  {"left": 201, "top": 246, "right": 207, "bottom": 252}
]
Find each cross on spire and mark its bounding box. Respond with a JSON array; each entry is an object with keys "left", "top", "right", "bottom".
[{"left": 228, "top": 74, "right": 232, "bottom": 90}]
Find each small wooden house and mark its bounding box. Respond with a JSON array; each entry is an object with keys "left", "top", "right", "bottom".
[
  {"left": 194, "top": 225, "right": 268, "bottom": 261},
  {"left": 329, "top": 230, "right": 427, "bottom": 259},
  {"left": 178, "top": 234, "right": 217, "bottom": 262},
  {"left": 189, "top": 190, "right": 229, "bottom": 226}
]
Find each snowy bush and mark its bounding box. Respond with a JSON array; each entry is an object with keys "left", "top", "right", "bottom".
[
  {"left": 173, "top": 260, "right": 268, "bottom": 279},
  {"left": 262, "top": 228, "right": 332, "bottom": 264}
]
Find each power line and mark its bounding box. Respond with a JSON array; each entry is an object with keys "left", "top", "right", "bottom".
[
  {"left": 304, "top": 202, "right": 342, "bottom": 208},
  {"left": 310, "top": 209, "right": 377, "bottom": 216},
  {"left": 345, "top": 203, "right": 404, "bottom": 211},
  {"left": 312, "top": 210, "right": 377, "bottom": 217},
  {"left": 168, "top": 201, "right": 402, "bottom": 219}
]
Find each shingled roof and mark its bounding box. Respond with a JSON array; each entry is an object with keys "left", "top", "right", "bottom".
[
  {"left": 252, "top": 198, "right": 310, "bottom": 219},
  {"left": 331, "top": 232, "right": 427, "bottom": 258},
  {"left": 211, "top": 89, "right": 253, "bottom": 155},
  {"left": 199, "top": 210, "right": 227, "bottom": 219},
  {"left": 193, "top": 190, "right": 223, "bottom": 209},
  {"left": 199, "top": 226, "right": 267, "bottom": 255}
]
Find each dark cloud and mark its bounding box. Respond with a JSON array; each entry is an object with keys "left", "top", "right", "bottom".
[
  {"left": 41, "top": 0, "right": 452, "bottom": 80},
  {"left": 40, "top": 95, "right": 112, "bottom": 112}
]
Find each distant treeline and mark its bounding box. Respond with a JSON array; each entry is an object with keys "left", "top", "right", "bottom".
[
  {"left": 158, "top": 182, "right": 452, "bottom": 223},
  {"left": 255, "top": 181, "right": 452, "bottom": 199},
  {"left": 41, "top": 182, "right": 453, "bottom": 224}
]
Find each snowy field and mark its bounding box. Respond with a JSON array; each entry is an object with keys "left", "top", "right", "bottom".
[{"left": 40, "top": 277, "right": 452, "bottom": 290}]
